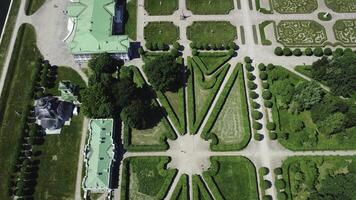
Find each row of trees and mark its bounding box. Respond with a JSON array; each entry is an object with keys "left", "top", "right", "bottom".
[
  {"left": 190, "top": 41, "right": 238, "bottom": 51},
  {"left": 274, "top": 46, "right": 333, "bottom": 57}
]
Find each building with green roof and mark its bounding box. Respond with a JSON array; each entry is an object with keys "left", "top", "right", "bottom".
[
  {"left": 67, "top": 0, "right": 130, "bottom": 63},
  {"left": 82, "top": 119, "right": 115, "bottom": 193}
]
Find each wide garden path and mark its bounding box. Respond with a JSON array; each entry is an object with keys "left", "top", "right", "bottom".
[{"left": 118, "top": 0, "right": 356, "bottom": 200}]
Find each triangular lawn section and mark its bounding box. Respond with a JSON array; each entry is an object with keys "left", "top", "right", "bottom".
[
  {"left": 193, "top": 51, "right": 233, "bottom": 75},
  {"left": 188, "top": 57, "right": 230, "bottom": 135},
  {"left": 170, "top": 174, "right": 189, "bottom": 200},
  {"left": 123, "top": 67, "right": 177, "bottom": 152},
  {"left": 201, "top": 64, "right": 251, "bottom": 151},
  {"left": 192, "top": 175, "right": 213, "bottom": 200}
]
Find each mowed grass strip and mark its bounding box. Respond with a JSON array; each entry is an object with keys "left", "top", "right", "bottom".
[
  {"left": 186, "top": 0, "right": 234, "bottom": 14},
  {"left": 33, "top": 67, "right": 85, "bottom": 199},
  {"left": 0, "top": 24, "right": 41, "bottom": 199},
  {"left": 125, "top": 0, "right": 137, "bottom": 40},
  {"left": 187, "top": 21, "right": 237, "bottom": 45},
  {"left": 144, "top": 22, "right": 179, "bottom": 45},
  {"left": 144, "top": 0, "right": 178, "bottom": 15}
]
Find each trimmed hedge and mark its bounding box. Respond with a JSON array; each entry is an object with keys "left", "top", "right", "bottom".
[{"left": 170, "top": 174, "right": 189, "bottom": 200}]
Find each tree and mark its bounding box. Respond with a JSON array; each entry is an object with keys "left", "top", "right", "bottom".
[
  {"left": 293, "top": 81, "right": 323, "bottom": 111},
  {"left": 81, "top": 84, "right": 114, "bottom": 118},
  {"left": 324, "top": 47, "right": 332, "bottom": 56},
  {"left": 318, "top": 173, "right": 356, "bottom": 200},
  {"left": 274, "top": 47, "right": 283, "bottom": 56},
  {"left": 248, "top": 81, "right": 257, "bottom": 90},
  {"left": 305, "top": 47, "right": 313, "bottom": 56},
  {"left": 313, "top": 47, "right": 324, "bottom": 57},
  {"left": 111, "top": 78, "right": 138, "bottom": 108},
  {"left": 144, "top": 55, "right": 183, "bottom": 92},
  {"left": 88, "top": 53, "right": 120, "bottom": 74},
  {"left": 293, "top": 48, "right": 303, "bottom": 56},
  {"left": 260, "top": 72, "right": 268, "bottom": 80},
  {"left": 264, "top": 100, "right": 273, "bottom": 108},
  {"left": 262, "top": 90, "right": 272, "bottom": 100},
  {"left": 283, "top": 47, "right": 292, "bottom": 56},
  {"left": 317, "top": 112, "right": 346, "bottom": 137},
  {"left": 252, "top": 110, "right": 263, "bottom": 120},
  {"left": 244, "top": 56, "right": 252, "bottom": 63},
  {"left": 258, "top": 63, "right": 266, "bottom": 71},
  {"left": 275, "top": 179, "right": 286, "bottom": 190},
  {"left": 267, "top": 122, "right": 276, "bottom": 131},
  {"left": 246, "top": 64, "right": 254, "bottom": 72}
]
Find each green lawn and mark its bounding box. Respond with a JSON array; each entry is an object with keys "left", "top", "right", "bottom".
[
  {"left": 144, "top": 0, "right": 178, "bottom": 15},
  {"left": 0, "top": 0, "right": 21, "bottom": 76},
  {"left": 203, "top": 65, "right": 251, "bottom": 151},
  {"left": 282, "top": 156, "right": 356, "bottom": 200},
  {"left": 271, "top": 0, "right": 318, "bottom": 14},
  {"left": 186, "top": 0, "right": 234, "bottom": 14},
  {"left": 170, "top": 174, "right": 189, "bottom": 200},
  {"left": 144, "top": 22, "right": 179, "bottom": 45},
  {"left": 325, "top": 0, "right": 356, "bottom": 12},
  {"left": 0, "top": 24, "right": 41, "bottom": 199},
  {"left": 192, "top": 175, "right": 213, "bottom": 200},
  {"left": 203, "top": 156, "right": 259, "bottom": 200},
  {"left": 125, "top": 0, "right": 137, "bottom": 40},
  {"left": 25, "top": 0, "right": 46, "bottom": 15},
  {"left": 187, "top": 55, "right": 230, "bottom": 134},
  {"left": 121, "top": 157, "right": 177, "bottom": 199},
  {"left": 187, "top": 21, "right": 237, "bottom": 45}
]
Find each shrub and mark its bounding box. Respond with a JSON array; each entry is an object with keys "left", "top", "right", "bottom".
[
  {"left": 277, "top": 192, "right": 287, "bottom": 200},
  {"left": 229, "top": 42, "right": 237, "bottom": 50},
  {"left": 253, "top": 121, "right": 262, "bottom": 130},
  {"left": 313, "top": 47, "right": 324, "bottom": 57},
  {"left": 279, "top": 132, "right": 289, "bottom": 140},
  {"left": 145, "top": 41, "right": 153, "bottom": 50},
  {"left": 170, "top": 48, "right": 179, "bottom": 57},
  {"left": 274, "top": 47, "right": 283, "bottom": 56},
  {"left": 244, "top": 56, "right": 252, "bottom": 63},
  {"left": 324, "top": 47, "right": 332, "bottom": 56},
  {"left": 274, "top": 168, "right": 283, "bottom": 175},
  {"left": 293, "top": 48, "right": 302, "bottom": 56},
  {"left": 275, "top": 179, "right": 286, "bottom": 190},
  {"left": 266, "top": 64, "right": 275, "bottom": 71},
  {"left": 254, "top": 133, "right": 263, "bottom": 141},
  {"left": 262, "top": 90, "right": 272, "bottom": 100},
  {"left": 258, "top": 63, "right": 266, "bottom": 71},
  {"left": 192, "top": 49, "right": 198, "bottom": 56},
  {"left": 138, "top": 47, "right": 145, "bottom": 55},
  {"left": 259, "top": 167, "right": 269, "bottom": 176},
  {"left": 252, "top": 110, "right": 263, "bottom": 120},
  {"left": 334, "top": 48, "right": 344, "bottom": 56},
  {"left": 305, "top": 47, "right": 313, "bottom": 56},
  {"left": 264, "top": 100, "right": 273, "bottom": 108},
  {"left": 283, "top": 47, "right": 292, "bottom": 56},
  {"left": 246, "top": 63, "right": 254, "bottom": 72},
  {"left": 269, "top": 131, "right": 277, "bottom": 140},
  {"left": 248, "top": 81, "right": 257, "bottom": 90},
  {"left": 262, "top": 82, "right": 269, "bottom": 89},
  {"left": 247, "top": 73, "right": 255, "bottom": 80},
  {"left": 252, "top": 101, "right": 260, "bottom": 109},
  {"left": 259, "top": 72, "right": 268, "bottom": 80},
  {"left": 266, "top": 122, "right": 276, "bottom": 131},
  {"left": 190, "top": 42, "right": 196, "bottom": 49},
  {"left": 173, "top": 41, "right": 180, "bottom": 49},
  {"left": 249, "top": 91, "right": 259, "bottom": 99},
  {"left": 261, "top": 180, "right": 271, "bottom": 190}
]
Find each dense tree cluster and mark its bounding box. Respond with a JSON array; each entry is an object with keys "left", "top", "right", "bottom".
[
  {"left": 311, "top": 51, "right": 356, "bottom": 98},
  {"left": 144, "top": 55, "right": 184, "bottom": 92},
  {"left": 81, "top": 53, "right": 164, "bottom": 129}
]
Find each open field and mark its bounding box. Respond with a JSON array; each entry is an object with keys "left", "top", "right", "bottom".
[
  {"left": 34, "top": 68, "right": 85, "bottom": 198},
  {"left": 325, "top": 0, "right": 356, "bottom": 13},
  {"left": 333, "top": 19, "right": 356, "bottom": 45},
  {"left": 186, "top": 0, "right": 234, "bottom": 14},
  {"left": 144, "top": 22, "right": 179, "bottom": 45},
  {"left": 276, "top": 20, "right": 327, "bottom": 47},
  {"left": 144, "top": 0, "right": 178, "bottom": 15},
  {"left": 271, "top": 0, "right": 318, "bottom": 14},
  {"left": 281, "top": 156, "right": 356, "bottom": 200},
  {"left": 120, "top": 157, "right": 177, "bottom": 200},
  {"left": 203, "top": 156, "right": 259, "bottom": 200},
  {"left": 0, "top": 24, "right": 41, "bottom": 199},
  {"left": 187, "top": 21, "right": 237, "bottom": 46}
]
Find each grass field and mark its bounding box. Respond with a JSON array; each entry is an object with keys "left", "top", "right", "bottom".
[
  {"left": 187, "top": 55, "right": 230, "bottom": 134},
  {"left": 144, "top": 22, "right": 179, "bottom": 45},
  {"left": 207, "top": 65, "right": 251, "bottom": 151},
  {"left": 276, "top": 20, "right": 327, "bottom": 47},
  {"left": 131, "top": 121, "right": 171, "bottom": 145},
  {"left": 282, "top": 156, "right": 356, "bottom": 200},
  {"left": 192, "top": 175, "right": 213, "bottom": 200},
  {"left": 0, "top": 0, "right": 21, "bottom": 76},
  {"left": 121, "top": 157, "right": 177, "bottom": 199},
  {"left": 203, "top": 156, "right": 259, "bottom": 200},
  {"left": 186, "top": 0, "right": 234, "bottom": 14},
  {"left": 33, "top": 67, "right": 85, "bottom": 198},
  {"left": 170, "top": 174, "right": 189, "bottom": 200},
  {"left": 144, "top": 0, "right": 178, "bottom": 15},
  {"left": 187, "top": 21, "right": 237, "bottom": 45},
  {"left": 325, "top": 0, "right": 356, "bottom": 13},
  {"left": 0, "top": 24, "right": 41, "bottom": 199},
  {"left": 125, "top": 0, "right": 137, "bottom": 40},
  {"left": 271, "top": 0, "right": 318, "bottom": 14},
  {"left": 25, "top": 0, "right": 46, "bottom": 15}
]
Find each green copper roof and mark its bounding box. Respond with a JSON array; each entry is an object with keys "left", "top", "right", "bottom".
[
  {"left": 83, "top": 119, "right": 114, "bottom": 190},
  {"left": 67, "top": 0, "right": 129, "bottom": 54}
]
